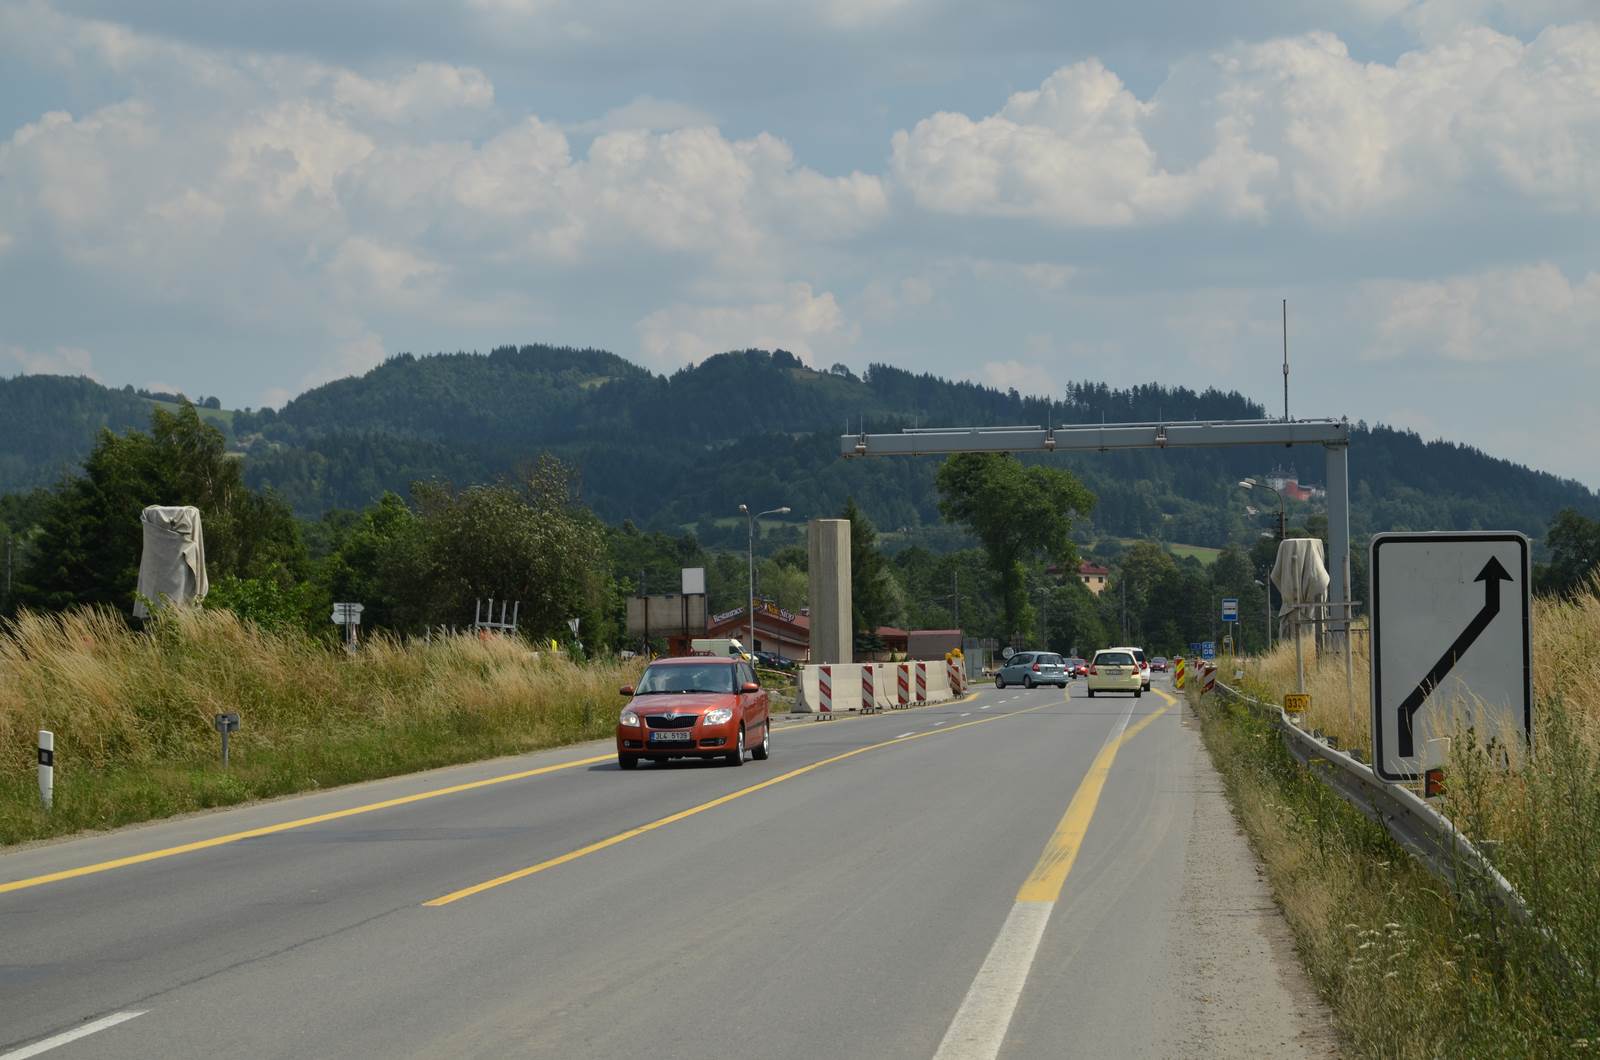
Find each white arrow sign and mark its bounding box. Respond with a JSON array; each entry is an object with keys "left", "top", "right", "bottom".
[{"left": 1370, "top": 532, "right": 1531, "bottom": 782}]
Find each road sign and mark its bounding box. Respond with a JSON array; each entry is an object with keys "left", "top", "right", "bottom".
[
  {"left": 1284, "top": 693, "right": 1310, "bottom": 715},
  {"left": 1370, "top": 532, "right": 1531, "bottom": 782},
  {"left": 1221, "top": 597, "right": 1239, "bottom": 622},
  {"left": 331, "top": 602, "right": 364, "bottom": 625},
  {"left": 1200, "top": 641, "right": 1216, "bottom": 660}
]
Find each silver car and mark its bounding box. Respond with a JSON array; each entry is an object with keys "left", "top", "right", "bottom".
[{"left": 993, "top": 651, "right": 1069, "bottom": 689}]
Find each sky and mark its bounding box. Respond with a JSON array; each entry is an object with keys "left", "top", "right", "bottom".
[{"left": 1, "top": 0, "right": 1596, "bottom": 485}]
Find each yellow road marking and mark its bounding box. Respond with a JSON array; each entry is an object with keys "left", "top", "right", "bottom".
[
  {"left": 0, "top": 753, "right": 615, "bottom": 896},
  {"left": 425, "top": 699, "right": 1048, "bottom": 906},
  {"left": 1015, "top": 690, "right": 1174, "bottom": 903}
]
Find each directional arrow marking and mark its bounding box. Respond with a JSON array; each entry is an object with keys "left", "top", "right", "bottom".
[{"left": 1396, "top": 556, "right": 1513, "bottom": 758}]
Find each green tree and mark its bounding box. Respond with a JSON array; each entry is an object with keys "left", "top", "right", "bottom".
[
  {"left": 936, "top": 454, "right": 1096, "bottom": 642},
  {"left": 19, "top": 404, "right": 303, "bottom": 613},
  {"left": 1536, "top": 508, "right": 1600, "bottom": 596},
  {"left": 842, "top": 497, "right": 894, "bottom": 656}
]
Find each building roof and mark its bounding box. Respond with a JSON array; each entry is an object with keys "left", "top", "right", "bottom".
[{"left": 1078, "top": 562, "right": 1110, "bottom": 575}]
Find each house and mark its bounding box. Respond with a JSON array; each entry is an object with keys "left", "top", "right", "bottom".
[
  {"left": 1077, "top": 562, "right": 1110, "bottom": 595},
  {"left": 684, "top": 599, "right": 812, "bottom": 662}
]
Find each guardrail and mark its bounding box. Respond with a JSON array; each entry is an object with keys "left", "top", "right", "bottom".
[{"left": 1209, "top": 678, "right": 1535, "bottom": 925}]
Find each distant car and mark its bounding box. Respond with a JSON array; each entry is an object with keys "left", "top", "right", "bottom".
[
  {"left": 1150, "top": 657, "right": 1169, "bottom": 673},
  {"left": 753, "top": 651, "right": 796, "bottom": 671},
  {"left": 615, "top": 656, "right": 771, "bottom": 769},
  {"left": 1063, "top": 657, "right": 1088, "bottom": 678},
  {"left": 1109, "top": 645, "right": 1152, "bottom": 690},
  {"left": 1087, "top": 649, "right": 1142, "bottom": 698},
  {"left": 993, "top": 650, "right": 1069, "bottom": 689}
]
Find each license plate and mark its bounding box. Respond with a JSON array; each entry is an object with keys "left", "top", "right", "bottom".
[{"left": 649, "top": 731, "right": 692, "bottom": 742}]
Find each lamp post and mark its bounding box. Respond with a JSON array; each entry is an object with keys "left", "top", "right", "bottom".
[
  {"left": 738, "top": 503, "right": 790, "bottom": 657},
  {"left": 1240, "top": 478, "right": 1286, "bottom": 654},
  {"left": 1239, "top": 477, "right": 1286, "bottom": 541}
]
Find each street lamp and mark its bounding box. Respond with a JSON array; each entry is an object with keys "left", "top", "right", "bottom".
[
  {"left": 738, "top": 503, "right": 791, "bottom": 657},
  {"left": 1238, "top": 478, "right": 1286, "bottom": 541}
]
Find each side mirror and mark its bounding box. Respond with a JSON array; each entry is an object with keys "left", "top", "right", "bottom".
[
  {"left": 740, "top": 681, "right": 760, "bottom": 694},
  {"left": 619, "top": 685, "right": 635, "bottom": 696}
]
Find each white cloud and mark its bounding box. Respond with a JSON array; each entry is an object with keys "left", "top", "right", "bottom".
[
  {"left": 567, "top": 95, "right": 717, "bottom": 135},
  {"left": 1362, "top": 263, "right": 1600, "bottom": 362},
  {"left": 891, "top": 22, "right": 1600, "bottom": 227},
  {"left": 636, "top": 283, "right": 850, "bottom": 369},
  {"left": 331, "top": 62, "right": 494, "bottom": 124},
  {"left": 2, "top": 343, "right": 98, "bottom": 378}
]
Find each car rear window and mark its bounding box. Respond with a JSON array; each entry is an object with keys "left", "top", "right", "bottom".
[
  {"left": 1131, "top": 649, "right": 1147, "bottom": 664},
  {"left": 1095, "top": 652, "right": 1135, "bottom": 666},
  {"left": 1039, "top": 654, "right": 1061, "bottom": 665}
]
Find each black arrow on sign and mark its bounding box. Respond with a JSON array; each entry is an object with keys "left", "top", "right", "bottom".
[{"left": 1397, "top": 556, "right": 1513, "bottom": 758}]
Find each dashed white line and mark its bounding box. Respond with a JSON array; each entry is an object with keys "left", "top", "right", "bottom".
[
  {"left": 897, "top": 732, "right": 915, "bottom": 739},
  {"left": 980, "top": 705, "right": 991, "bottom": 710},
  {"left": 961, "top": 712, "right": 972, "bottom": 717},
  {"left": 932, "top": 722, "right": 946, "bottom": 727},
  {"left": 1, "top": 1012, "right": 148, "bottom": 1060}
]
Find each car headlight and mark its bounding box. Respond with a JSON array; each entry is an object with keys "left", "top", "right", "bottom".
[
  {"left": 619, "top": 710, "right": 641, "bottom": 727},
  {"left": 702, "top": 707, "right": 734, "bottom": 726}
]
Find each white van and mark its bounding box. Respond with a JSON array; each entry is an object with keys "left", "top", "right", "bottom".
[{"left": 690, "top": 637, "right": 751, "bottom": 660}]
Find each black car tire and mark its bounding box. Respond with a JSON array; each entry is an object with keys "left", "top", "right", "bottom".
[
  {"left": 1135, "top": 689, "right": 1143, "bottom": 698},
  {"left": 618, "top": 753, "right": 639, "bottom": 770},
  {"left": 725, "top": 726, "right": 745, "bottom": 766},
  {"left": 752, "top": 720, "right": 770, "bottom": 761},
  {"left": 994, "top": 675, "right": 1005, "bottom": 689},
  {"left": 1087, "top": 688, "right": 1096, "bottom": 697},
  {"left": 1024, "top": 676, "right": 1035, "bottom": 689}
]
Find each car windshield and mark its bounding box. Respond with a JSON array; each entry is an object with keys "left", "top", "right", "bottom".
[
  {"left": 1096, "top": 652, "right": 1134, "bottom": 666},
  {"left": 635, "top": 663, "right": 737, "bottom": 694}
]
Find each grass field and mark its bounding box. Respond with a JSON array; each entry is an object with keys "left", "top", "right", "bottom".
[
  {"left": 0, "top": 607, "right": 640, "bottom": 846},
  {"left": 145, "top": 398, "right": 235, "bottom": 431},
  {"left": 1198, "top": 593, "right": 1600, "bottom": 1055}
]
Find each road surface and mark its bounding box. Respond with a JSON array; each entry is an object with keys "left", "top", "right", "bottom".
[{"left": 0, "top": 677, "right": 1333, "bottom": 1058}]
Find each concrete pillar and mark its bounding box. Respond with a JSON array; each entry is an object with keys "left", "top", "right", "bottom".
[{"left": 808, "top": 518, "right": 852, "bottom": 664}]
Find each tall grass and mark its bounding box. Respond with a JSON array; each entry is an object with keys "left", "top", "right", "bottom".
[
  {"left": 1206, "top": 594, "right": 1600, "bottom": 1055},
  {"left": 0, "top": 607, "right": 640, "bottom": 845}
]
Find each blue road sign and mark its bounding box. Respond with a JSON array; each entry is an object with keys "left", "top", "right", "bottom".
[
  {"left": 1221, "top": 597, "right": 1239, "bottom": 622},
  {"left": 1201, "top": 641, "right": 1216, "bottom": 659}
]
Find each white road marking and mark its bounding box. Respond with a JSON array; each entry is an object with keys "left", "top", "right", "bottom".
[
  {"left": 933, "top": 702, "right": 1137, "bottom": 1060},
  {"left": 932, "top": 722, "right": 945, "bottom": 727},
  {"left": 931, "top": 904, "right": 1053, "bottom": 1060},
  {"left": 980, "top": 705, "right": 991, "bottom": 710},
  {"left": 897, "top": 732, "right": 914, "bottom": 739},
  {"left": 961, "top": 712, "right": 972, "bottom": 717},
  {"left": 1, "top": 1012, "right": 147, "bottom": 1060}
]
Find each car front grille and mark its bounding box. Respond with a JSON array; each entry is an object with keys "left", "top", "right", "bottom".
[{"left": 645, "top": 714, "right": 698, "bottom": 730}]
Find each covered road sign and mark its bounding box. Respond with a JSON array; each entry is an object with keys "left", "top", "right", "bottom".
[{"left": 1370, "top": 532, "right": 1531, "bottom": 782}]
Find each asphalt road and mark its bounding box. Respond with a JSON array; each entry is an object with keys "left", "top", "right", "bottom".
[{"left": 0, "top": 677, "right": 1331, "bottom": 1059}]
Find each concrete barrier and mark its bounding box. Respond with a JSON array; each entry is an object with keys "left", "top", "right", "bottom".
[{"left": 795, "top": 661, "right": 955, "bottom": 713}]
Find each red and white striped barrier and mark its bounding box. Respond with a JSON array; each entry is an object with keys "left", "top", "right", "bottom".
[
  {"left": 861, "top": 665, "right": 878, "bottom": 713},
  {"left": 819, "top": 664, "right": 833, "bottom": 717},
  {"left": 1202, "top": 663, "right": 1216, "bottom": 695},
  {"left": 947, "top": 660, "right": 964, "bottom": 696},
  {"left": 897, "top": 664, "right": 911, "bottom": 708},
  {"left": 915, "top": 662, "right": 928, "bottom": 703}
]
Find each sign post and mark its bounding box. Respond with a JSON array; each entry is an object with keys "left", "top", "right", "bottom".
[
  {"left": 1370, "top": 532, "right": 1532, "bottom": 782},
  {"left": 331, "top": 602, "right": 364, "bottom": 649},
  {"left": 213, "top": 713, "right": 240, "bottom": 769}
]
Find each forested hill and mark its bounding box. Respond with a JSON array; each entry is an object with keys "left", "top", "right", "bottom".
[{"left": 6, "top": 347, "right": 1599, "bottom": 551}]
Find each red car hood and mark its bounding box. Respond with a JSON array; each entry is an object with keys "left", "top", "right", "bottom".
[{"left": 629, "top": 693, "right": 736, "bottom": 715}]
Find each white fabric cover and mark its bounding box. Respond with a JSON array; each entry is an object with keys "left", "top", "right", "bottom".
[
  {"left": 1271, "top": 537, "right": 1329, "bottom": 632},
  {"left": 132, "top": 505, "right": 208, "bottom": 618}
]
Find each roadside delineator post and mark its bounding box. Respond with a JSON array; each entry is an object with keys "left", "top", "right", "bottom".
[
  {"left": 897, "top": 664, "right": 910, "bottom": 709},
  {"left": 819, "top": 665, "right": 833, "bottom": 718},
  {"left": 1202, "top": 664, "right": 1216, "bottom": 695},
  {"left": 861, "top": 664, "right": 876, "bottom": 714},
  {"left": 37, "top": 730, "right": 53, "bottom": 811},
  {"left": 1174, "top": 657, "right": 1186, "bottom": 690},
  {"left": 915, "top": 662, "right": 928, "bottom": 703}
]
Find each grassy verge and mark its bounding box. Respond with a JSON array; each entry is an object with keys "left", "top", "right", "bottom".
[
  {"left": 1197, "top": 598, "right": 1600, "bottom": 1055},
  {"left": 1, "top": 607, "right": 640, "bottom": 846}
]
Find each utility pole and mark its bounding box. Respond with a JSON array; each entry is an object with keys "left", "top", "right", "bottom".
[
  {"left": 1282, "top": 298, "right": 1290, "bottom": 423},
  {"left": 952, "top": 570, "right": 960, "bottom": 628}
]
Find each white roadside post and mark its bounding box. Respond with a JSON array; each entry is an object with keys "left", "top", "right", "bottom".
[{"left": 38, "top": 729, "right": 54, "bottom": 810}]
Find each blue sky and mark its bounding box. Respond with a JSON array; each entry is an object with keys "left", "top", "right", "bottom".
[{"left": 1, "top": 0, "right": 1596, "bottom": 484}]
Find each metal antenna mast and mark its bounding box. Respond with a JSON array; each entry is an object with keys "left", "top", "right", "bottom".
[{"left": 1282, "top": 298, "right": 1289, "bottom": 423}]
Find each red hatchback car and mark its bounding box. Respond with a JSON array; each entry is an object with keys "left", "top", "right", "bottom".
[{"left": 616, "top": 656, "right": 771, "bottom": 769}]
